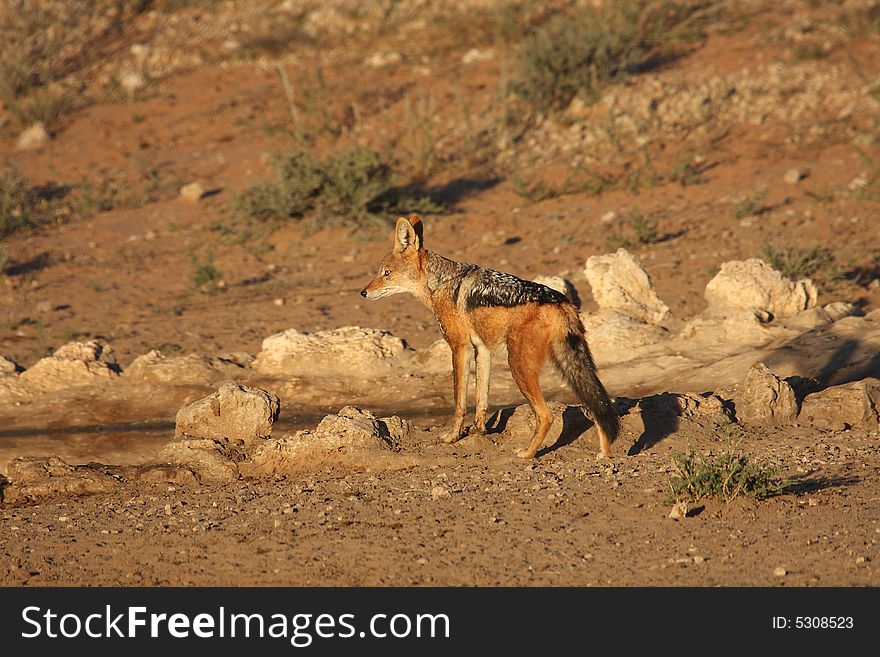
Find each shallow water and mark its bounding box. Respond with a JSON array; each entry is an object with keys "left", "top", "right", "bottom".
[{"left": 0, "top": 406, "right": 452, "bottom": 476}]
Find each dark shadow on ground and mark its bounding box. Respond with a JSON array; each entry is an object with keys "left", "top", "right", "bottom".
[
  {"left": 627, "top": 393, "right": 682, "bottom": 455},
  {"left": 401, "top": 177, "right": 501, "bottom": 209},
  {"left": 536, "top": 406, "right": 593, "bottom": 457},
  {"left": 4, "top": 252, "right": 51, "bottom": 276},
  {"left": 780, "top": 472, "right": 860, "bottom": 496}
]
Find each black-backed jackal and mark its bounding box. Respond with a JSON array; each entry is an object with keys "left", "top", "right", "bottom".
[{"left": 361, "top": 214, "right": 619, "bottom": 459}]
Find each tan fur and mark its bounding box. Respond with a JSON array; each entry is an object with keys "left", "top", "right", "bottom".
[{"left": 361, "top": 214, "right": 616, "bottom": 459}]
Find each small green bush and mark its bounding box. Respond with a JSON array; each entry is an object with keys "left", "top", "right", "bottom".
[
  {"left": 236, "top": 147, "right": 440, "bottom": 230},
  {"left": 667, "top": 442, "right": 783, "bottom": 503},
  {"left": 604, "top": 210, "right": 660, "bottom": 249},
  {"left": 760, "top": 243, "right": 836, "bottom": 280},
  {"left": 318, "top": 149, "right": 393, "bottom": 221},
  {"left": 732, "top": 190, "right": 768, "bottom": 218},
  {"left": 513, "top": 0, "right": 705, "bottom": 112},
  {"left": 191, "top": 255, "right": 223, "bottom": 294},
  {"left": 0, "top": 168, "right": 31, "bottom": 237}
]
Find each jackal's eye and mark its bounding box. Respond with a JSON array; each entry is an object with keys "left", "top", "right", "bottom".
[{"left": 383, "top": 269, "right": 391, "bottom": 276}]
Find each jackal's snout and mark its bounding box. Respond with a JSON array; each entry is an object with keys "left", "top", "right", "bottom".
[{"left": 359, "top": 288, "right": 367, "bottom": 297}]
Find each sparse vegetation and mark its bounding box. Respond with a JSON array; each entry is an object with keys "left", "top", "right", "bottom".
[
  {"left": 511, "top": 169, "right": 614, "bottom": 202},
  {"left": 605, "top": 210, "right": 660, "bottom": 249},
  {"left": 0, "top": 243, "right": 9, "bottom": 273},
  {"left": 732, "top": 190, "right": 769, "bottom": 218},
  {"left": 670, "top": 156, "right": 708, "bottom": 186},
  {"left": 512, "top": 0, "right": 709, "bottom": 112},
  {"left": 759, "top": 243, "right": 837, "bottom": 281},
  {"left": 191, "top": 255, "right": 224, "bottom": 294},
  {"left": 0, "top": 168, "right": 32, "bottom": 237},
  {"left": 235, "top": 147, "right": 442, "bottom": 231},
  {"left": 0, "top": 2, "right": 115, "bottom": 129},
  {"left": 838, "top": 2, "right": 880, "bottom": 38},
  {"left": 667, "top": 440, "right": 784, "bottom": 503},
  {"left": 74, "top": 174, "right": 148, "bottom": 217},
  {"left": 793, "top": 42, "right": 828, "bottom": 61},
  {"left": 631, "top": 211, "right": 658, "bottom": 244}
]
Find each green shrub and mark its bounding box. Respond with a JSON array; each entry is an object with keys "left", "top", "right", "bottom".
[
  {"left": 513, "top": 0, "right": 705, "bottom": 112},
  {"left": 318, "top": 149, "right": 393, "bottom": 221},
  {"left": 631, "top": 211, "right": 658, "bottom": 244},
  {"left": 732, "top": 190, "right": 768, "bottom": 218},
  {"left": 667, "top": 442, "right": 783, "bottom": 503},
  {"left": 604, "top": 210, "right": 660, "bottom": 249},
  {"left": 235, "top": 147, "right": 440, "bottom": 230},
  {"left": 191, "top": 255, "right": 223, "bottom": 294},
  {"left": 759, "top": 243, "right": 836, "bottom": 280},
  {"left": 0, "top": 168, "right": 31, "bottom": 237}
]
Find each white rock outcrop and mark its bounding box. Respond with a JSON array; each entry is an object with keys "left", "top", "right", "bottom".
[{"left": 253, "top": 326, "right": 411, "bottom": 377}]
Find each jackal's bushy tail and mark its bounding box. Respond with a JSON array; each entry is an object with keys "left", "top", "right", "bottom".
[{"left": 551, "top": 329, "right": 619, "bottom": 445}]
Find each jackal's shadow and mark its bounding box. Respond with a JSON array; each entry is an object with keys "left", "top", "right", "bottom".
[
  {"left": 486, "top": 405, "right": 594, "bottom": 456},
  {"left": 626, "top": 393, "right": 682, "bottom": 456}
]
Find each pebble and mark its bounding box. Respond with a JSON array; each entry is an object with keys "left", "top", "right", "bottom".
[
  {"left": 430, "top": 486, "right": 450, "bottom": 499},
  {"left": 668, "top": 502, "right": 688, "bottom": 520},
  {"left": 119, "top": 71, "right": 146, "bottom": 96},
  {"left": 16, "top": 122, "right": 49, "bottom": 151},
  {"left": 180, "top": 182, "right": 205, "bottom": 202},
  {"left": 773, "top": 567, "right": 787, "bottom": 577},
  {"left": 784, "top": 168, "right": 804, "bottom": 184},
  {"left": 462, "top": 48, "right": 494, "bottom": 64}
]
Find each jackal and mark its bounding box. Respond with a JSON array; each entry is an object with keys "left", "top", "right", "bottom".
[{"left": 361, "top": 214, "right": 619, "bottom": 459}]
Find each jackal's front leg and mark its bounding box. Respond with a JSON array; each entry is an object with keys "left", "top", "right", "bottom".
[
  {"left": 472, "top": 341, "right": 491, "bottom": 434},
  {"left": 442, "top": 343, "right": 471, "bottom": 444}
]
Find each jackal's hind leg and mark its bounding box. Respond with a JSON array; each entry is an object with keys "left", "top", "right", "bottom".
[{"left": 507, "top": 333, "right": 553, "bottom": 459}]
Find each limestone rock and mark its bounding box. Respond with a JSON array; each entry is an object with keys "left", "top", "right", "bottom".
[
  {"left": 16, "top": 122, "right": 49, "bottom": 151},
  {"left": 11, "top": 341, "right": 119, "bottom": 395},
  {"left": 365, "top": 50, "right": 402, "bottom": 67},
  {"left": 584, "top": 248, "right": 670, "bottom": 324},
  {"left": 3, "top": 456, "right": 121, "bottom": 503},
  {"left": 782, "top": 302, "right": 858, "bottom": 331},
  {"left": 637, "top": 392, "right": 731, "bottom": 421},
  {"left": 678, "top": 312, "right": 773, "bottom": 347},
  {"left": 735, "top": 363, "right": 798, "bottom": 425},
  {"left": 581, "top": 310, "right": 667, "bottom": 362},
  {"left": 135, "top": 464, "right": 200, "bottom": 486},
  {"left": 175, "top": 382, "right": 280, "bottom": 443},
  {"left": 253, "top": 326, "right": 411, "bottom": 377},
  {"left": 124, "top": 350, "right": 245, "bottom": 384},
  {"left": 119, "top": 70, "right": 146, "bottom": 96},
  {"left": 245, "top": 406, "right": 401, "bottom": 474},
  {"left": 784, "top": 168, "right": 804, "bottom": 184},
  {"left": 799, "top": 378, "right": 880, "bottom": 430},
  {"left": 0, "top": 356, "right": 22, "bottom": 377},
  {"left": 705, "top": 259, "right": 818, "bottom": 320},
  {"left": 416, "top": 339, "right": 453, "bottom": 374},
  {"left": 155, "top": 439, "right": 239, "bottom": 482},
  {"left": 180, "top": 182, "right": 205, "bottom": 202}
]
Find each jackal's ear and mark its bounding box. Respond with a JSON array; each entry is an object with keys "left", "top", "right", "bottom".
[{"left": 394, "top": 214, "right": 423, "bottom": 252}]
